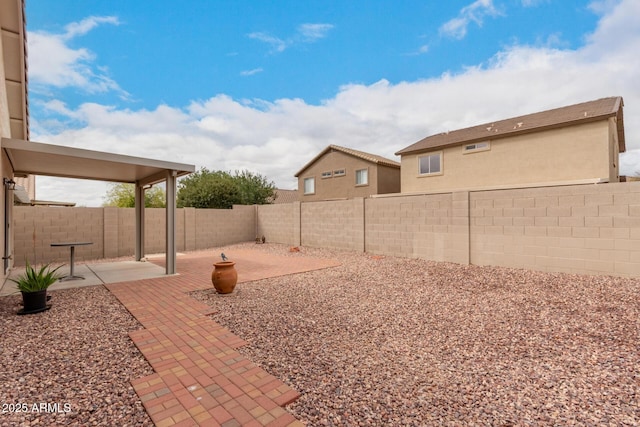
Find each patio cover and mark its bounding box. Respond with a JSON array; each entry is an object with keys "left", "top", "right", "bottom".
[{"left": 1, "top": 137, "right": 196, "bottom": 274}]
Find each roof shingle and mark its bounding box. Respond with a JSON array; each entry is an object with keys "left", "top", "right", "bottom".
[{"left": 271, "top": 189, "right": 299, "bottom": 204}]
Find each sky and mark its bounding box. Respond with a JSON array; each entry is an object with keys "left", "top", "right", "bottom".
[{"left": 25, "top": 0, "right": 640, "bottom": 206}]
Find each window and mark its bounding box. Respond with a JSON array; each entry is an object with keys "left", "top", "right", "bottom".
[
  {"left": 355, "top": 169, "right": 368, "bottom": 185},
  {"left": 333, "top": 169, "right": 346, "bottom": 177},
  {"left": 463, "top": 141, "right": 490, "bottom": 153},
  {"left": 418, "top": 153, "right": 442, "bottom": 175},
  {"left": 321, "top": 171, "right": 332, "bottom": 179},
  {"left": 303, "top": 177, "right": 315, "bottom": 194}
]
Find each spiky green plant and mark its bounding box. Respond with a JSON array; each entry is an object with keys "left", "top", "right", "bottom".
[{"left": 10, "top": 261, "right": 63, "bottom": 292}]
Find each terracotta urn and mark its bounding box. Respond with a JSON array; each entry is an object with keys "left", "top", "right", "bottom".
[{"left": 211, "top": 261, "right": 238, "bottom": 294}]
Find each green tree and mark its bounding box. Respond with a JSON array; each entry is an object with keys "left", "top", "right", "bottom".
[
  {"left": 234, "top": 169, "right": 277, "bottom": 205},
  {"left": 177, "top": 168, "right": 276, "bottom": 209},
  {"left": 177, "top": 169, "right": 238, "bottom": 209},
  {"left": 102, "top": 183, "right": 166, "bottom": 208}
]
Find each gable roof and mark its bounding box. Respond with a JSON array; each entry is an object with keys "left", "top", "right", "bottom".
[
  {"left": 396, "top": 97, "right": 625, "bottom": 156},
  {"left": 295, "top": 145, "right": 400, "bottom": 177}
]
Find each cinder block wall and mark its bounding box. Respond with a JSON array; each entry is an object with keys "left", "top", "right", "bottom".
[
  {"left": 470, "top": 181, "right": 640, "bottom": 276},
  {"left": 103, "top": 207, "right": 119, "bottom": 258},
  {"left": 106, "top": 208, "right": 173, "bottom": 256},
  {"left": 256, "top": 202, "right": 299, "bottom": 245},
  {"left": 301, "top": 198, "right": 365, "bottom": 251},
  {"left": 257, "top": 182, "right": 640, "bottom": 278},
  {"left": 144, "top": 208, "right": 168, "bottom": 254},
  {"left": 184, "top": 207, "right": 196, "bottom": 251},
  {"left": 13, "top": 205, "right": 255, "bottom": 265},
  {"left": 365, "top": 192, "right": 469, "bottom": 264},
  {"left": 13, "top": 182, "right": 640, "bottom": 277},
  {"left": 116, "top": 208, "right": 135, "bottom": 257},
  {"left": 13, "top": 206, "right": 104, "bottom": 264},
  {"left": 194, "top": 205, "right": 255, "bottom": 250}
]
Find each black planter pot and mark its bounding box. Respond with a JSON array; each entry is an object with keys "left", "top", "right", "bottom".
[{"left": 18, "top": 290, "right": 51, "bottom": 315}]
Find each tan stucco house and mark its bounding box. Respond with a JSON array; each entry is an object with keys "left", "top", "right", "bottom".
[
  {"left": 395, "top": 97, "right": 626, "bottom": 194},
  {"left": 295, "top": 145, "right": 400, "bottom": 201}
]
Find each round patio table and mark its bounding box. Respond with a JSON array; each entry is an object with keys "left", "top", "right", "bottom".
[{"left": 50, "top": 242, "right": 93, "bottom": 281}]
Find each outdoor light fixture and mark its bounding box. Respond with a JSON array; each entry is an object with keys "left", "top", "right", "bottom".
[{"left": 3, "top": 178, "right": 16, "bottom": 190}]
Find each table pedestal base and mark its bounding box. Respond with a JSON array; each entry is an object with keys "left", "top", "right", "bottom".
[{"left": 59, "top": 275, "right": 85, "bottom": 281}]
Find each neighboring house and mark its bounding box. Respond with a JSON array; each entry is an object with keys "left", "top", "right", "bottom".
[
  {"left": 271, "top": 189, "right": 299, "bottom": 204},
  {"left": 395, "top": 97, "right": 626, "bottom": 194},
  {"left": 295, "top": 145, "right": 400, "bottom": 201}
]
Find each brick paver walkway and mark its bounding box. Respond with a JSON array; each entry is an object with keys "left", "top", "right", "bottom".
[{"left": 106, "top": 247, "right": 340, "bottom": 427}]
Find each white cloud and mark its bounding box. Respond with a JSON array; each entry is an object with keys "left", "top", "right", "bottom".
[
  {"left": 588, "top": 0, "right": 622, "bottom": 15},
  {"left": 440, "top": 0, "right": 503, "bottom": 40},
  {"left": 62, "top": 16, "right": 120, "bottom": 39},
  {"left": 31, "top": 0, "right": 640, "bottom": 205},
  {"left": 42, "top": 99, "right": 80, "bottom": 119},
  {"left": 35, "top": 177, "right": 112, "bottom": 207},
  {"left": 439, "top": 18, "right": 468, "bottom": 40},
  {"left": 27, "top": 16, "right": 127, "bottom": 97},
  {"left": 297, "top": 23, "right": 334, "bottom": 42},
  {"left": 248, "top": 23, "right": 334, "bottom": 53},
  {"left": 247, "top": 32, "right": 288, "bottom": 53},
  {"left": 240, "top": 68, "right": 264, "bottom": 76},
  {"left": 521, "top": 0, "right": 549, "bottom": 7},
  {"left": 404, "top": 44, "right": 430, "bottom": 56}
]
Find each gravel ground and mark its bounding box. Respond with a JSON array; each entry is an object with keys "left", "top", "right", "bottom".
[
  {"left": 2, "top": 244, "right": 639, "bottom": 427},
  {"left": 193, "top": 244, "right": 640, "bottom": 426},
  {"left": 0, "top": 285, "right": 153, "bottom": 427}
]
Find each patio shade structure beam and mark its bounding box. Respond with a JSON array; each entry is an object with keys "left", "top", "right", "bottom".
[
  {"left": 1, "top": 138, "right": 195, "bottom": 275},
  {"left": 166, "top": 170, "right": 177, "bottom": 274},
  {"left": 135, "top": 183, "right": 145, "bottom": 263}
]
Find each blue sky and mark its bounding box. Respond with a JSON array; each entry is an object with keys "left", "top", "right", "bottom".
[{"left": 25, "top": 0, "right": 640, "bottom": 206}]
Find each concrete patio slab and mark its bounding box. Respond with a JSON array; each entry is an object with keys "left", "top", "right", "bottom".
[
  {"left": 0, "top": 260, "right": 167, "bottom": 297},
  {"left": 88, "top": 261, "right": 168, "bottom": 284}
]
